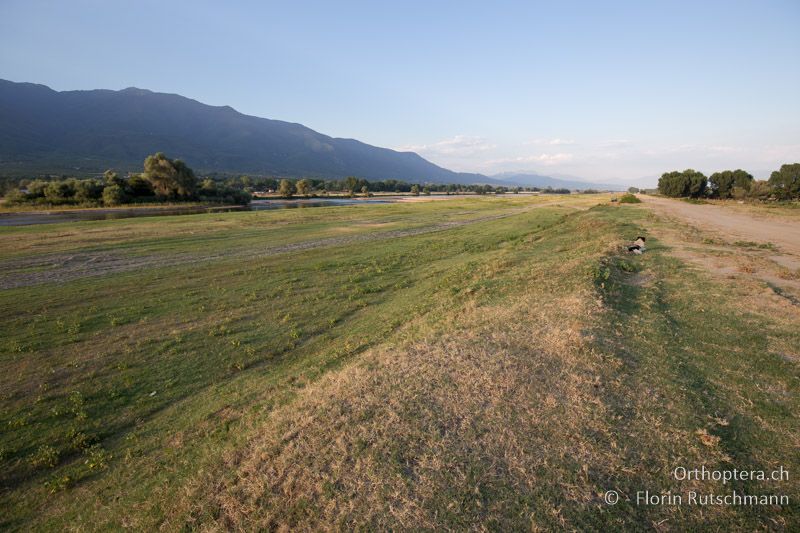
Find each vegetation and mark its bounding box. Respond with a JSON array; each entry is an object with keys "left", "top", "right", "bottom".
[
  {"left": 658, "top": 169, "right": 708, "bottom": 198},
  {"left": 0, "top": 195, "right": 797, "bottom": 530},
  {"left": 278, "top": 178, "right": 295, "bottom": 198},
  {"left": 3, "top": 153, "right": 251, "bottom": 208},
  {"left": 618, "top": 192, "right": 641, "bottom": 203},
  {"left": 709, "top": 169, "right": 753, "bottom": 199},
  {"left": 768, "top": 163, "right": 800, "bottom": 200},
  {"left": 659, "top": 163, "right": 799, "bottom": 201}
]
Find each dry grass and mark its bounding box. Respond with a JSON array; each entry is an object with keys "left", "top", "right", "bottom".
[{"left": 3, "top": 198, "right": 797, "bottom": 530}]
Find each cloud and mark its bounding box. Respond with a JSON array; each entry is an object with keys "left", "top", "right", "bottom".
[
  {"left": 597, "top": 139, "right": 633, "bottom": 148},
  {"left": 397, "top": 135, "right": 496, "bottom": 157},
  {"left": 484, "top": 153, "right": 574, "bottom": 167},
  {"left": 525, "top": 138, "right": 576, "bottom": 146}
]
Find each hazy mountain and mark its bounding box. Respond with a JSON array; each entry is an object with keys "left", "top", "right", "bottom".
[
  {"left": 491, "top": 172, "right": 624, "bottom": 191},
  {"left": 0, "top": 79, "right": 489, "bottom": 183}
]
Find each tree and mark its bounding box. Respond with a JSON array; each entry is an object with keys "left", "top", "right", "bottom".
[
  {"left": 423, "top": 186, "right": 431, "bottom": 195},
  {"left": 748, "top": 180, "right": 774, "bottom": 200},
  {"left": 103, "top": 169, "right": 124, "bottom": 187},
  {"left": 278, "top": 179, "right": 295, "bottom": 198},
  {"left": 127, "top": 174, "right": 155, "bottom": 197},
  {"left": 142, "top": 152, "right": 198, "bottom": 199},
  {"left": 344, "top": 176, "right": 359, "bottom": 195},
  {"left": 200, "top": 178, "right": 218, "bottom": 195},
  {"left": 44, "top": 180, "right": 74, "bottom": 203},
  {"left": 709, "top": 169, "right": 753, "bottom": 199},
  {"left": 74, "top": 179, "right": 104, "bottom": 203},
  {"left": 361, "top": 185, "right": 369, "bottom": 196},
  {"left": 628, "top": 187, "right": 639, "bottom": 194},
  {"left": 768, "top": 163, "right": 800, "bottom": 200},
  {"left": 658, "top": 169, "right": 707, "bottom": 198},
  {"left": 296, "top": 179, "right": 311, "bottom": 197},
  {"left": 411, "top": 184, "right": 420, "bottom": 196},
  {"left": 102, "top": 185, "right": 125, "bottom": 206}
]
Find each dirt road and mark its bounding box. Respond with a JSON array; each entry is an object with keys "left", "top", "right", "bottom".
[{"left": 640, "top": 195, "right": 800, "bottom": 255}]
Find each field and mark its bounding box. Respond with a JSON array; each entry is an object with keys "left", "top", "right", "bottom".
[{"left": 1, "top": 194, "right": 798, "bottom": 530}]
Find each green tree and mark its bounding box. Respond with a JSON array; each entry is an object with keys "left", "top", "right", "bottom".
[
  {"left": 103, "top": 169, "right": 124, "bottom": 187},
  {"left": 344, "top": 176, "right": 359, "bottom": 195},
  {"left": 411, "top": 184, "right": 420, "bottom": 196},
  {"left": 44, "top": 180, "right": 74, "bottom": 203},
  {"left": 74, "top": 179, "right": 104, "bottom": 203},
  {"left": 296, "top": 179, "right": 311, "bottom": 197},
  {"left": 361, "top": 185, "right": 369, "bottom": 196},
  {"left": 628, "top": 187, "right": 639, "bottom": 194},
  {"left": 768, "top": 163, "right": 800, "bottom": 200},
  {"left": 658, "top": 169, "right": 707, "bottom": 198},
  {"left": 748, "top": 180, "right": 774, "bottom": 200},
  {"left": 200, "top": 178, "right": 218, "bottom": 195},
  {"left": 142, "top": 152, "right": 198, "bottom": 199},
  {"left": 709, "top": 169, "right": 753, "bottom": 199},
  {"left": 278, "top": 179, "right": 295, "bottom": 198},
  {"left": 423, "top": 186, "right": 431, "bottom": 195},
  {"left": 127, "top": 174, "right": 154, "bottom": 197},
  {"left": 102, "top": 185, "right": 125, "bottom": 206}
]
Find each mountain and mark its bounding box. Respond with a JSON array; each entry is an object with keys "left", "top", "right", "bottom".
[
  {"left": 491, "top": 172, "right": 624, "bottom": 191},
  {"left": 0, "top": 79, "right": 489, "bottom": 183}
]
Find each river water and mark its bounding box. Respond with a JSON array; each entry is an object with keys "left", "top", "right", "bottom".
[{"left": 0, "top": 198, "right": 395, "bottom": 226}]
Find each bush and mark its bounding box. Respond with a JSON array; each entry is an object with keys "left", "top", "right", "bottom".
[
  {"left": 102, "top": 185, "right": 125, "bottom": 206},
  {"left": 747, "top": 180, "right": 773, "bottom": 200},
  {"left": 74, "top": 179, "right": 104, "bottom": 203},
  {"left": 618, "top": 193, "right": 641, "bottom": 203},
  {"left": 44, "top": 180, "right": 75, "bottom": 204}
]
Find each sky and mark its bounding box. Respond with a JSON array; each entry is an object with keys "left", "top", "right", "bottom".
[{"left": 1, "top": 0, "right": 798, "bottom": 185}]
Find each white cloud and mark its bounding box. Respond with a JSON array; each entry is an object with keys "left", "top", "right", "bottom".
[
  {"left": 525, "top": 138, "right": 576, "bottom": 146},
  {"left": 394, "top": 134, "right": 800, "bottom": 182},
  {"left": 397, "top": 135, "right": 495, "bottom": 157},
  {"left": 485, "top": 153, "right": 574, "bottom": 167}
]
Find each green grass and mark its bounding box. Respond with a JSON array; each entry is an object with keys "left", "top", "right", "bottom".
[
  {"left": 618, "top": 192, "right": 642, "bottom": 203},
  {"left": 1, "top": 195, "right": 797, "bottom": 530}
]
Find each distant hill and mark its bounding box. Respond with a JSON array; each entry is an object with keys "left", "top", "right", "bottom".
[
  {"left": 0, "top": 79, "right": 489, "bottom": 183},
  {"left": 491, "top": 172, "right": 624, "bottom": 191}
]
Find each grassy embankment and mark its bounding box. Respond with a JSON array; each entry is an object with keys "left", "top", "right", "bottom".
[{"left": 1, "top": 195, "right": 797, "bottom": 530}]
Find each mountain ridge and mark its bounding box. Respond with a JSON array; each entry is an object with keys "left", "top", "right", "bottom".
[{"left": 0, "top": 79, "right": 617, "bottom": 189}]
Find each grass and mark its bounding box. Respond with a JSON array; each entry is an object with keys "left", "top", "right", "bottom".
[
  {"left": 618, "top": 192, "right": 642, "bottom": 203},
  {"left": 1, "top": 194, "right": 797, "bottom": 530}
]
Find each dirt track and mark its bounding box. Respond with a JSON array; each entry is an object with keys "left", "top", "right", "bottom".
[{"left": 640, "top": 196, "right": 800, "bottom": 255}]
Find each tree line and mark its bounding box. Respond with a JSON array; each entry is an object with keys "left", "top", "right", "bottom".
[
  {"left": 1, "top": 155, "right": 591, "bottom": 206},
  {"left": 269, "top": 177, "right": 575, "bottom": 198},
  {"left": 657, "top": 163, "right": 799, "bottom": 200},
  {"left": 4, "top": 153, "right": 251, "bottom": 207}
]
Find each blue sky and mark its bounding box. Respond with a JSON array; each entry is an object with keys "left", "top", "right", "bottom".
[{"left": 1, "top": 0, "right": 798, "bottom": 183}]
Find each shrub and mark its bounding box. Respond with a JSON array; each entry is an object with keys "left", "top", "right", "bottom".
[
  {"left": 29, "top": 445, "right": 59, "bottom": 469},
  {"left": 74, "top": 179, "right": 104, "bottom": 203},
  {"left": 44, "top": 180, "right": 75, "bottom": 203},
  {"left": 618, "top": 193, "right": 641, "bottom": 203},
  {"left": 102, "top": 185, "right": 125, "bottom": 206},
  {"left": 747, "top": 180, "right": 773, "bottom": 200}
]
